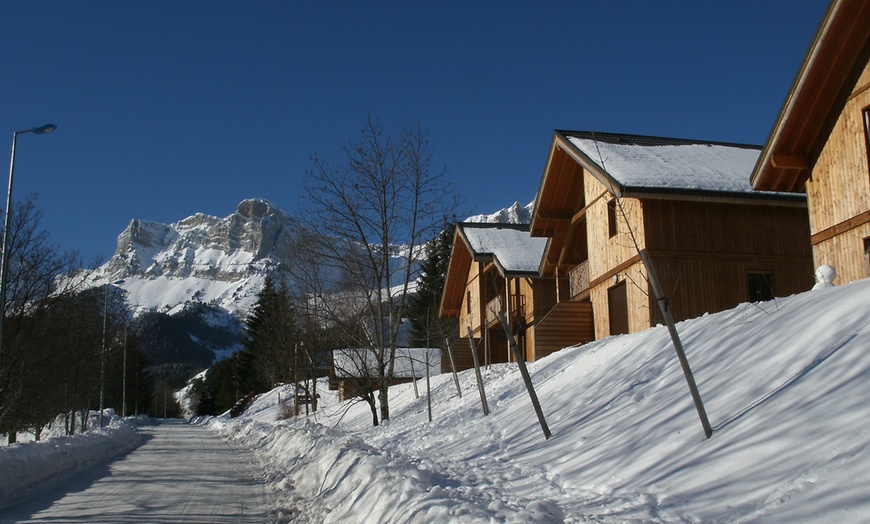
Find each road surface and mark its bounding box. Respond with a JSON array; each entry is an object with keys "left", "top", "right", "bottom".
[{"left": 0, "top": 419, "right": 269, "bottom": 523}]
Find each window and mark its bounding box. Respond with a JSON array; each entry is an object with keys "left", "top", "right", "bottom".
[
  {"left": 466, "top": 291, "right": 472, "bottom": 316},
  {"left": 607, "top": 199, "right": 618, "bottom": 237},
  {"left": 748, "top": 272, "right": 775, "bottom": 302},
  {"left": 608, "top": 281, "right": 629, "bottom": 336},
  {"left": 864, "top": 237, "right": 870, "bottom": 278},
  {"left": 864, "top": 108, "right": 870, "bottom": 176}
]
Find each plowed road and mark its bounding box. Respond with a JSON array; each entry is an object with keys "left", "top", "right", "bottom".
[{"left": 0, "top": 420, "right": 268, "bottom": 523}]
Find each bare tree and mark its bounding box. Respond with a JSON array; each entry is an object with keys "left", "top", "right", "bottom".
[
  {"left": 298, "top": 117, "right": 457, "bottom": 424},
  {"left": 0, "top": 194, "right": 88, "bottom": 440}
]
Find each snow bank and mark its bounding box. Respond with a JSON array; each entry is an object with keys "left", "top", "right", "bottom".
[
  {"left": 0, "top": 417, "right": 147, "bottom": 507},
  {"left": 210, "top": 278, "right": 870, "bottom": 522},
  {"left": 208, "top": 417, "right": 559, "bottom": 523}
]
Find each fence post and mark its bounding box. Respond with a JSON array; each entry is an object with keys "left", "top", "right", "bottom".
[
  {"left": 408, "top": 349, "right": 419, "bottom": 399},
  {"left": 466, "top": 327, "right": 489, "bottom": 416},
  {"left": 497, "top": 312, "right": 551, "bottom": 440},
  {"left": 426, "top": 349, "right": 433, "bottom": 422},
  {"left": 445, "top": 337, "right": 462, "bottom": 398},
  {"left": 640, "top": 249, "right": 712, "bottom": 439}
]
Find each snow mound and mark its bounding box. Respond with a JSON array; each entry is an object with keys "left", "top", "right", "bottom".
[{"left": 210, "top": 277, "right": 870, "bottom": 522}]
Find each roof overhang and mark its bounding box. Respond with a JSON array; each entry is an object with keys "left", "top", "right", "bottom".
[{"left": 751, "top": 0, "right": 870, "bottom": 192}]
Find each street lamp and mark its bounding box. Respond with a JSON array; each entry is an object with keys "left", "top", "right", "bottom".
[
  {"left": 0, "top": 124, "right": 57, "bottom": 371},
  {"left": 100, "top": 278, "right": 124, "bottom": 427}
]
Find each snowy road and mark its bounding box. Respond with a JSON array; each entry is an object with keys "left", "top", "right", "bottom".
[{"left": 0, "top": 419, "right": 269, "bottom": 523}]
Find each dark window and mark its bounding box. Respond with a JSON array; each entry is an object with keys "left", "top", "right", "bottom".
[
  {"left": 864, "top": 237, "right": 870, "bottom": 277},
  {"left": 607, "top": 199, "right": 618, "bottom": 237},
  {"left": 748, "top": 272, "right": 775, "bottom": 302},
  {"left": 608, "top": 281, "right": 629, "bottom": 335},
  {"left": 466, "top": 291, "right": 472, "bottom": 316},
  {"left": 864, "top": 108, "right": 870, "bottom": 176}
]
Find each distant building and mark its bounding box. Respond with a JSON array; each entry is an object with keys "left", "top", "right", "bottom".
[
  {"left": 440, "top": 223, "right": 593, "bottom": 371},
  {"left": 330, "top": 348, "right": 440, "bottom": 401}
]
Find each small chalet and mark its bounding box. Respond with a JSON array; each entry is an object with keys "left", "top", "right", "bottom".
[
  {"left": 751, "top": 0, "right": 870, "bottom": 284},
  {"left": 330, "top": 348, "right": 440, "bottom": 401},
  {"left": 440, "top": 223, "right": 594, "bottom": 371},
  {"left": 530, "top": 130, "right": 814, "bottom": 338}
]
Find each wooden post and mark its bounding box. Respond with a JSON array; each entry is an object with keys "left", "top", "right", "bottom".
[
  {"left": 497, "top": 312, "right": 551, "bottom": 440},
  {"left": 408, "top": 349, "right": 419, "bottom": 399},
  {"left": 640, "top": 249, "right": 713, "bottom": 439},
  {"left": 466, "top": 327, "right": 489, "bottom": 416},
  {"left": 485, "top": 326, "right": 491, "bottom": 369},
  {"left": 425, "top": 349, "right": 432, "bottom": 422},
  {"left": 444, "top": 338, "right": 462, "bottom": 398}
]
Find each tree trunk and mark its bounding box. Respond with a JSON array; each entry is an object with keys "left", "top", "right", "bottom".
[{"left": 378, "top": 383, "right": 390, "bottom": 423}]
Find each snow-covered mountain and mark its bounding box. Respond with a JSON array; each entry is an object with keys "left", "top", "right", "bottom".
[
  {"left": 464, "top": 200, "right": 533, "bottom": 225},
  {"left": 87, "top": 198, "right": 532, "bottom": 368},
  {"left": 94, "top": 198, "right": 295, "bottom": 317},
  {"left": 94, "top": 198, "right": 533, "bottom": 319}
]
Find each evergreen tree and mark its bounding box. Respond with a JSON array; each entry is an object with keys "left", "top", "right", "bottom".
[
  {"left": 408, "top": 222, "right": 458, "bottom": 349},
  {"left": 245, "top": 277, "right": 302, "bottom": 387}
]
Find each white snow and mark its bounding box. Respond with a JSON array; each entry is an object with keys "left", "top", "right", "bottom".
[
  {"left": 0, "top": 413, "right": 145, "bottom": 507},
  {"left": 117, "top": 272, "right": 265, "bottom": 317},
  {"left": 333, "top": 348, "right": 442, "bottom": 380},
  {"left": 4, "top": 278, "right": 870, "bottom": 522},
  {"left": 460, "top": 224, "right": 548, "bottom": 274},
  {"left": 568, "top": 136, "right": 762, "bottom": 193},
  {"left": 465, "top": 201, "right": 535, "bottom": 225}
]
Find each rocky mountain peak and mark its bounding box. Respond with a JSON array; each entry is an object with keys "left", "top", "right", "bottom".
[
  {"left": 464, "top": 200, "right": 534, "bottom": 225},
  {"left": 102, "top": 198, "right": 295, "bottom": 285}
]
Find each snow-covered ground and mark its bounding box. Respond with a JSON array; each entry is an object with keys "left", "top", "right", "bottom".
[
  {"left": 3, "top": 279, "right": 869, "bottom": 522},
  {"left": 211, "top": 277, "right": 870, "bottom": 523},
  {"left": 0, "top": 412, "right": 146, "bottom": 507}
]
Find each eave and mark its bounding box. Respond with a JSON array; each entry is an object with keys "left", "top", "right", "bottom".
[{"left": 751, "top": 0, "right": 870, "bottom": 193}]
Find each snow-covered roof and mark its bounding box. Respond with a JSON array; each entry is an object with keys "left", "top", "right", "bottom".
[
  {"left": 332, "top": 348, "right": 441, "bottom": 379},
  {"left": 561, "top": 131, "right": 801, "bottom": 200},
  {"left": 458, "top": 223, "right": 547, "bottom": 276}
]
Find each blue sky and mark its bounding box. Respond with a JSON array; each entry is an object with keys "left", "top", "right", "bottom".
[{"left": 1, "top": 1, "right": 828, "bottom": 264}]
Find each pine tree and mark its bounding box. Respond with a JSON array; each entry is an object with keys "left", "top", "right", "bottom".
[
  {"left": 245, "top": 277, "right": 302, "bottom": 387},
  {"left": 408, "top": 222, "right": 458, "bottom": 349}
]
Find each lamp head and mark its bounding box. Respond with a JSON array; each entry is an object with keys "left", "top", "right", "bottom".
[{"left": 32, "top": 124, "right": 57, "bottom": 135}]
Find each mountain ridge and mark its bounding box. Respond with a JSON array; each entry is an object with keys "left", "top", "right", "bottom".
[{"left": 95, "top": 198, "right": 533, "bottom": 319}]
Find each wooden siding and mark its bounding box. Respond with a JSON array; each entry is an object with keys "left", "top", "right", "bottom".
[
  {"left": 806, "top": 57, "right": 870, "bottom": 283},
  {"left": 443, "top": 331, "right": 510, "bottom": 373},
  {"left": 642, "top": 199, "right": 813, "bottom": 259},
  {"left": 584, "top": 170, "right": 645, "bottom": 283},
  {"left": 530, "top": 301, "right": 595, "bottom": 360},
  {"left": 457, "top": 261, "right": 482, "bottom": 338},
  {"left": 641, "top": 199, "right": 813, "bottom": 325},
  {"left": 531, "top": 138, "right": 589, "bottom": 276},
  {"left": 813, "top": 222, "right": 870, "bottom": 282},
  {"left": 590, "top": 260, "right": 649, "bottom": 339},
  {"left": 644, "top": 255, "right": 813, "bottom": 327}
]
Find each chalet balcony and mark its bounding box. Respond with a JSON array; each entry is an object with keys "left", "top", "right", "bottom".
[
  {"left": 568, "top": 260, "right": 590, "bottom": 298},
  {"left": 485, "top": 294, "right": 526, "bottom": 326}
]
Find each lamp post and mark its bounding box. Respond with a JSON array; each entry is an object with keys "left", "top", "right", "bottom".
[
  {"left": 0, "top": 124, "right": 57, "bottom": 371},
  {"left": 100, "top": 278, "right": 124, "bottom": 427}
]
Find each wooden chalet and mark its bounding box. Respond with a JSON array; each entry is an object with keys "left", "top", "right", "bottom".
[
  {"left": 330, "top": 348, "right": 440, "bottom": 401},
  {"left": 530, "top": 130, "right": 814, "bottom": 338},
  {"left": 439, "top": 223, "right": 594, "bottom": 371},
  {"left": 751, "top": 0, "right": 870, "bottom": 284}
]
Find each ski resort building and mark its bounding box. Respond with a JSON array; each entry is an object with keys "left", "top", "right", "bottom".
[
  {"left": 439, "top": 223, "right": 594, "bottom": 371},
  {"left": 751, "top": 0, "right": 870, "bottom": 284},
  {"left": 529, "top": 130, "right": 815, "bottom": 339}
]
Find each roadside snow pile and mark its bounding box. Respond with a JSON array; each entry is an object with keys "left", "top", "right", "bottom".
[
  {"left": 0, "top": 415, "right": 146, "bottom": 506},
  {"left": 210, "top": 278, "right": 870, "bottom": 523},
  {"left": 210, "top": 418, "right": 535, "bottom": 523}
]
